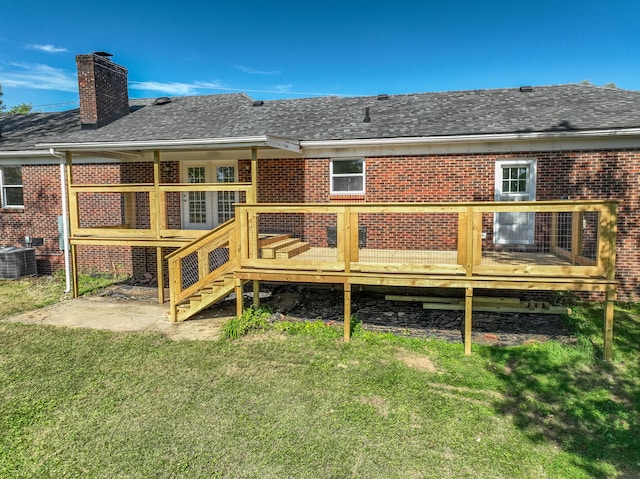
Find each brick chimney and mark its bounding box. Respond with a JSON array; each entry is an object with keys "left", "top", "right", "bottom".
[{"left": 76, "top": 52, "right": 129, "bottom": 129}]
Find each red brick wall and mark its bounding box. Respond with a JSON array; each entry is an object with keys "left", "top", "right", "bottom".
[
  {"left": 256, "top": 151, "right": 640, "bottom": 301},
  {"left": 0, "top": 164, "right": 65, "bottom": 274}
]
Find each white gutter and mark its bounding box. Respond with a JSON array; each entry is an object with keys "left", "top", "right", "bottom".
[
  {"left": 0, "top": 150, "right": 58, "bottom": 158},
  {"left": 300, "top": 127, "right": 640, "bottom": 149},
  {"left": 49, "top": 149, "right": 72, "bottom": 294}
]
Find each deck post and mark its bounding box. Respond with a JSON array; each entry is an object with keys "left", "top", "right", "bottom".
[
  {"left": 253, "top": 280, "right": 260, "bottom": 307},
  {"left": 603, "top": 289, "right": 615, "bottom": 361},
  {"left": 156, "top": 246, "right": 165, "bottom": 304},
  {"left": 344, "top": 282, "right": 352, "bottom": 342},
  {"left": 464, "top": 287, "right": 473, "bottom": 355},
  {"left": 71, "top": 244, "right": 79, "bottom": 298},
  {"left": 235, "top": 278, "right": 245, "bottom": 318}
]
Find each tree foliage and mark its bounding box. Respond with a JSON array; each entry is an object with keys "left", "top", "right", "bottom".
[{"left": 0, "top": 83, "right": 33, "bottom": 114}]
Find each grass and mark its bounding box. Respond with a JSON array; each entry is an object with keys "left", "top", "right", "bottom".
[
  {"left": 0, "top": 278, "right": 639, "bottom": 478},
  {"left": 0, "top": 272, "right": 125, "bottom": 319}
]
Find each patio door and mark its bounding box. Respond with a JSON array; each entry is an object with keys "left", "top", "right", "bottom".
[
  {"left": 494, "top": 159, "right": 536, "bottom": 245},
  {"left": 181, "top": 162, "right": 238, "bottom": 230}
]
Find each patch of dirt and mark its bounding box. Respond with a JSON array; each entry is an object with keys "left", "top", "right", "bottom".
[
  {"left": 396, "top": 350, "right": 438, "bottom": 372},
  {"left": 3, "top": 284, "right": 234, "bottom": 341}
]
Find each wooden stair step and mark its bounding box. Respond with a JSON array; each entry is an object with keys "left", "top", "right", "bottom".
[
  {"left": 275, "top": 241, "right": 310, "bottom": 259},
  {"left": 258, "top": 234, "right": 291, "bottom": 247},
  {"left": 261, "top": 238, "right": 301, "bottom": 259}
]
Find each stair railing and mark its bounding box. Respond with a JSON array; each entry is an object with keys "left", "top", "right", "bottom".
[{"left": 166, "top": 219, "right": 237, "bottom": 321}]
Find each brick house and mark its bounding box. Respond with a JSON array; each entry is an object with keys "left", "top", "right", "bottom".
[{"left": 1, "top": 52, "right": 639, "bottom": 303}]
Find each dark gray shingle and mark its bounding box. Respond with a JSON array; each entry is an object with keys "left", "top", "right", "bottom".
[{"left": 3, "top": 84, "right": 640, "bottom": 150}]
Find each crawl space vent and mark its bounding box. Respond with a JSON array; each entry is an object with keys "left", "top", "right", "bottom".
[{"left": 0, "top": 247, "right": 37, "bottom": 279}]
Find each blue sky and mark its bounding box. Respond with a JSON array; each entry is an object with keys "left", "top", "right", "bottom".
[{"left": 1, "top": 0, "right": 639, "bottom": 111}]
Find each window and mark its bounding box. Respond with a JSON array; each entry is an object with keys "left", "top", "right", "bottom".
[
  {"left": 0, "top": 166, "right": 24, "bottom": 208},
  {"left": 330, "top": 158, "right": 365, "bottom": 194},
  {"left": 502, "top": 166, "right": 529, "bottom": 194}
]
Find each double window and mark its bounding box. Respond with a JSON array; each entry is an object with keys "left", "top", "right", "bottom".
[
  {"left": 330, "top": 158, "right": 365, "bottom": 195},
  {"left": 0, "top": 166, "right": 24, "bottom": 208}
]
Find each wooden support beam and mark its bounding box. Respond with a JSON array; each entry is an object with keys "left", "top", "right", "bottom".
[
  {"left": 235, "top": 278, "right": 245, "bottom": 318},
  {"left": 248, "top": 147, "right": 258, "bottom": 204},
  {"left": 603, "top": 289, "right": 615, "bottom": 361},
  {"left": 152, "top": 151, "right": 161, "bottom": 238},
  {"left": 253, "top": 280, "right": 260, "bottom": 307},
  {"left": 71, "top": 244, "right": 79, "bottom": 298},
  {"left": 156, "top": 247, "right": 165, "bottom": 304},
  {"left": 464, "top": 287, "right": 473, "bottom": 355},
  {"left": 344, "top": 283, "right": 352, "bottom": 342}
]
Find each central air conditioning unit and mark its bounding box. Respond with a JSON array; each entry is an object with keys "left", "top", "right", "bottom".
[{"left": 0, "top": 247, "right": 37, "bottom": 279}]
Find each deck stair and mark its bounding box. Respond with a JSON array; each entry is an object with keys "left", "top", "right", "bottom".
[
  {"left": 261, "top": 235, "right": 310, "bottom": 259},
  {"left": 175, "top": 273, "right": 236, "bottom": 321}
]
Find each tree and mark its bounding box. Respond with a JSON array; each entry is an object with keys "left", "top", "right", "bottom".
[
  {"left": 0, "top": 83, "right": 33, "bottom": 114},
  {"left": 7, "top": 103, "right": 33, "bottom": 114}
]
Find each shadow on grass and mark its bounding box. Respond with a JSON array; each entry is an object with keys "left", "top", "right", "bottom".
[{"left": 480, "top": 303, "right": 640, "bottom": 478}]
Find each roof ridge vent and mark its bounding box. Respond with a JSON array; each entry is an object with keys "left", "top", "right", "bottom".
[
  {"left": 252, "top": 100, "right": 265, "bottom": 107},
  {"left": 519, "top": 86, "right": 533, "bottom": 92},
  {"left": 153, "top": 97, "right": 172, "bottom": 106},
  {"left": 377, "top": 94, "right": 389, "bottom": 100}
]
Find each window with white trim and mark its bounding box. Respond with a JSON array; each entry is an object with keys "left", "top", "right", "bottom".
[
  {"left": 330, "top": 158, "right": 365, "bottom": 194},
  {"left": 0, "top": 166, "right": 24, "bottom": 208}
]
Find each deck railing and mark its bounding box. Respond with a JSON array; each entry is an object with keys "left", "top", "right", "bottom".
[
  {"left": 68, "top": 182, "right": 252, "bottom": 242},
  {"left": 235, "top": 200, "right": 617, "bottom": 281},
  {"left": 166, "top": 219, "right": 237, "bottom": 318}
]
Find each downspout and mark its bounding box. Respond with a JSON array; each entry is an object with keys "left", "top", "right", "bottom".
[{"left": 49, "top": 149, "right": 71, "bottom": 293}]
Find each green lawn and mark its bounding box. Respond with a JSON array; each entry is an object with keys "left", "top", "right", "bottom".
[{"left": 0, "top": 280, "right": 639, "bottom": 478}]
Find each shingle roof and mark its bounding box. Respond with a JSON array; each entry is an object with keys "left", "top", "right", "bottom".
[
  {"left": 0, "top": 109, "right": 80, "bottom": 151},
  {"left": 3, "top": 84, "right": 640, "bottom": 151}
]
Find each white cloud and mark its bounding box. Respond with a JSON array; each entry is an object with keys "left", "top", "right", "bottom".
[
  {"left": 273, "top": 84, "right": 293, "bottom": 92},
  {"left": 130, "top": 79, "right": 341, "bottom": 98},
  {"left": 27, "top": 44, "right": 69, "bottom": 53},
  {"left": 0, "top": 62, "right": 77, "bottom": 92},
  {"left": 233, "top": 64, "right": 280, "bottom": 76},
  {"left": 129, "top": 80, "right": 227, "bottom": 95}
]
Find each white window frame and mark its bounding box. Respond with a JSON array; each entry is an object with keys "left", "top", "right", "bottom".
[
  {"left": 0, "top": 166, "right": 24, "bottom": 209},
  {"left": 494, "top": 159, "right": 537, "bottom": 201},
  {"left": 330, "top": 158, "right": 366, "bottom": 195}
]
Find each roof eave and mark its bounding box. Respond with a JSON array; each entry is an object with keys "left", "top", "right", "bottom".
[
  {"left": 301, "top": 128, "right": 640, "bottom": 149},
  {"left": 0, "top": 149, "right": 57, "bottom": 158},
  {"left": 38, "top": 135, "right": 302, "bottom": 153}
]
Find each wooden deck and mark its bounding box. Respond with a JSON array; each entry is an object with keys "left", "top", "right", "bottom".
[
  {"left": 286, "top": 247, "right": 577, "bottom": 267},
  {"left": 62, "top": 183, "right": 618, "bottom": 358}
]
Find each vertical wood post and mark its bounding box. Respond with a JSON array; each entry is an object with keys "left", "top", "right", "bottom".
[
  {"left": 248, "top": 147, "right": 258, "bottom": 204},
  {"left": 156, "top": 247, "right": 165, "bottom": 304},
  {"left": 71, "top": 244, "right": 79, "bottom": 298},
  {"left": 603, "top": 289, "right": 615, "bottom": 361},
  {"left": 343, "top": 282, "right": 352, "bottom": 342},
  {"left": 168, "top": 256, "right": 181, "bottom": 322},
  {"left": 253, "top": 280, "right": 260, "bottom": 307},
  {"left": 464, "top": 287, "right": 473, "bottom": 355},
  {"left": 65, "top": 152, "right": 80, "bottom": 298},
  {"left": 152, "top": 151, "right": 162, "bottom": 238},
  {"left": 235, "top": 278, "right": 245, "bottom": 318}
]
